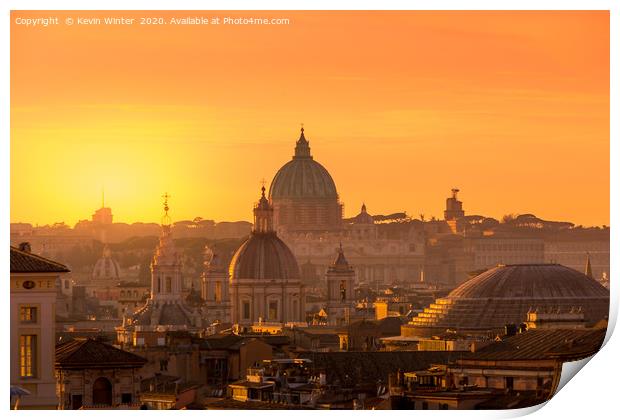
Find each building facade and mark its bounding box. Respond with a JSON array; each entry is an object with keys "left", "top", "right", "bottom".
[{"left": 10, "top": 244, "right": 70, "bottom": 409}]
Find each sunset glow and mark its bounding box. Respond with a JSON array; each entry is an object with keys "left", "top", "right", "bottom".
[{"left": 11, "top": 10, "right": 609, "bottom": 226}]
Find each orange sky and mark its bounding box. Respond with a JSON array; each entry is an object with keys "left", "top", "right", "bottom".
[{"left": 10, "top": 10, "right": 609, "bottom": 226}]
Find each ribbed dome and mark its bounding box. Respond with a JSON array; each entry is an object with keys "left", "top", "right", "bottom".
[
  {"left": 449, "top": 264, "right": 609, "bottom": 299},
  {"left": 229, "top": 232, "right": 300, "bottom": 280},
  {"left": 405, "top": 264, "right": 609, "bottom": 336},
  {"left": 269, "top": 128, "right": 338, "bottom": 199}
]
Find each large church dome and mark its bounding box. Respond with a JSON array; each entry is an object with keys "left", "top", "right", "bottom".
[
  {"left": 404, "top": 264, "right": 609, "bottom": 337},
  {"left": 269, "top": 128, "right": 338, "bottom": 200}
]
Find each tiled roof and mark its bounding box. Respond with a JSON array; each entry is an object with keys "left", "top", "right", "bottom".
[
  {"left": 200, "top": 334, "right": 245, "bottom": 350},
  {"left": 10, "top": 246, "right": 70, "bottom": 273},
  {"left": 55, "top": 338, "right": 147, "bottom": 368},
  {"left": 296, "top": 351, "right": 464, "bottom": 385},
  {"left": 131, "top": 302, "right": 193, "bottom": 326},
  {"left": 459, "top": 328, "right": 605, "bottom": 362},
  {"left": 203, "top": 399, "right": 306, "bottom": 409}
]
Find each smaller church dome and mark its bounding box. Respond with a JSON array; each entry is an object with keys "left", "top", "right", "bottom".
[
  {"left": 92, "top": 245, "right": 121, "bottom": 279},
  {"left": 352, "top": 203, "right": 374, "bottom": 225},
  {"left": 229, "top": 186, "right": 300, "bottom": 280},
  {"left": 229, "top": 232, "right": 300, "bottom": 280}
]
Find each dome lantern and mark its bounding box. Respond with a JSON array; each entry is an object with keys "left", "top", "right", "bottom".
[{"left": 294, "top": 126, "right": 312, "bottom": 158}]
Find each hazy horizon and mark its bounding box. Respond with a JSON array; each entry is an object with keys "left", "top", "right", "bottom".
[{"left": 11, "top": 11, "right": 610, "bottom": 227}]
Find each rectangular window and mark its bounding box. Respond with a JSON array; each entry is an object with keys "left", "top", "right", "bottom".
[
  {"left": 242, "top": 301, "right": 251, "bottom": 320},
  {"left": 121, "top": 393, "right": 133, "bottom": 404},
  {"left": 215, "top": 282, "right": 222, "bottom": 303},
  {"left": 506, "top": 376, "right": 514, "bottom": 390},
  {"left": 20, "top": 306, "right": 37, "bottom": 323},
  {"left": 268, "top": 301, "right": 278, "bottom": 320},
  {"left": 72, "top": 394, "right": 83, "bottom": 410},
  {"left": 166, "top": 277, "right": 172, "bottom": 293},
  {"left": 19, "top": 334, "right": 37, "bottom": 378}
]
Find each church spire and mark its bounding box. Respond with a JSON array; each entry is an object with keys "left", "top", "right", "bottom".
[
  {"left": 332, "top": 243, "right": 350, "bottom": 268},
  {"left": 585, "top": 253, "right": 593, "bottom": 278},
  {"left": 161, "top": 192, "right": 172, "bottom": 227},
  {"left": 294, "top": 125, "right": 312, "bottom": 158}
]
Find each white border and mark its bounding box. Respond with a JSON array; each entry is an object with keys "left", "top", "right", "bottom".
[{"left": 2, "top": 1, "right": 617, "bottom": 419}]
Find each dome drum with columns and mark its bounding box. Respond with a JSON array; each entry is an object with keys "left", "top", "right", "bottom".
[
  {"left": 269, "top": 128, "right": 343, "bottom": 233},
  {"left": 229, "top": 186, "right": 305, "bottom": 326}
]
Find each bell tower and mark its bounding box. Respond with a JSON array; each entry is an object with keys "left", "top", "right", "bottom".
[
  {"left": 201, "top": 246, "right": 231, "bottom": 323},
  {"left": 325, "top": 244, "right": 356, "bottom": 325},
  {"left": 150, "top": 193, "right": 183, "bottom": 303}
]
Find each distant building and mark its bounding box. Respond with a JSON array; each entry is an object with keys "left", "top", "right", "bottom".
[
  {"left": 267, "top": 128, "right": 426, "bottom": 286},
  {"left": 444, "top": 188, "right": 465, "bottom": 221},
  {"left": 10, "top": 243, "right": 70, "bottom": 409},
  {"left": 464, "top": 237, "right": 545, "bottom": 269},
  {"left": 85, "top": 245, "right": 122, "bottom": 304}
]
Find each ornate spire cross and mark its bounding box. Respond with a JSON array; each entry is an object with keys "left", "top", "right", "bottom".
[{"left": 162, "top": 192, "right": 171, "bottom": 214}]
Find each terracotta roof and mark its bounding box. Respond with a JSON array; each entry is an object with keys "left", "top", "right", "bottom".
[
  {"left": 203, "top": 399, "right": 306, "bottom": 409},
  {"left": 296, "top": 351, "right": 464, "bottom": 385},
  {"left": 130, "top": 302, "right": 193, "bottom": 326},
  {"left": 459, "top": 328, "right": 605, "bottom": 362},
  {"left": 10, "top": 246, "right": 70, "bottom": 273},
  {"left": 55, "top": 338, "right": 147, "bottom": 368},
  {"left": 200, "top": 334, "right": 245, "bottom": 350}
]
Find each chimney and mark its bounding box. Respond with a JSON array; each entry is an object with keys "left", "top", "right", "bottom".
[
  {"left": 18, "top": 242, "right": 31, "bottom": 253},
  {"left": 504, "top": 323, "right": 517, "bottom": 337}
]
